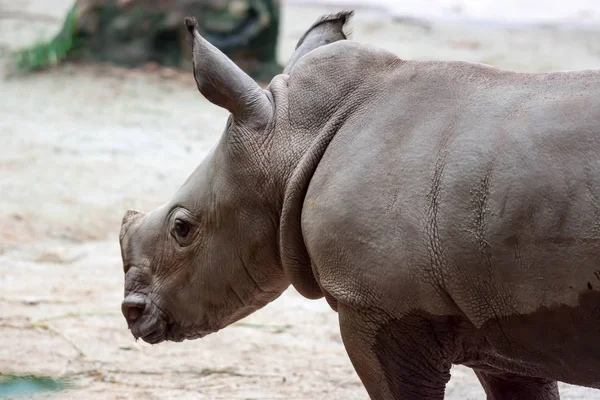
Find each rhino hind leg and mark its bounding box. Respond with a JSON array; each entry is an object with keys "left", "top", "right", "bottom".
[
  {"left": 474, "top": 370, "right": 559, "bottom": 400},
  {"left": 338, "top": 306, "right": 454, "bottom": 400}
]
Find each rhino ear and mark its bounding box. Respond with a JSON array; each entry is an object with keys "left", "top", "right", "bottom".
[
  {"left": 184, "top": 17, "right": 270, "bottom": 121},
  {"left": 283, "top": 10, "right": 354, "bottom": 74}
]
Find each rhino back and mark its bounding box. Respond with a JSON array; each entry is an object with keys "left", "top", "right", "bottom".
[{"left": 300, "top": 55, "right": 600, "bottom": 380}]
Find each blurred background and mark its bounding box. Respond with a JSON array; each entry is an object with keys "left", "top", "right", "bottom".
[{"left": 1, "top": 0, "right": 600, "bottom": 399}]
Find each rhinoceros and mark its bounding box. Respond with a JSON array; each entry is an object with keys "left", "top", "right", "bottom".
[{"left": 119, "top": 10, "right": 600, "bottom": 399}]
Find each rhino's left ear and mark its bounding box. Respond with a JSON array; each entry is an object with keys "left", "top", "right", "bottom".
[
  {"left": 283, "top": 10, "right": 354, "bottom": 74},
  {"left": 185, "top": 17, "right": 270, "bottom": 122}
]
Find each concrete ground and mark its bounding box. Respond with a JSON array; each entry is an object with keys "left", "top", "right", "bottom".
[{"left": 1, "top": 0, "right": 600, "bottom": 398}]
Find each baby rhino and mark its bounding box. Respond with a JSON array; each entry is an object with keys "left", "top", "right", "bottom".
[{"left": 119, "top": 11, "right": 600, "bottom": 400}]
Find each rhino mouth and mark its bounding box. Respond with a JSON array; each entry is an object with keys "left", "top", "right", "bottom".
[
  {"left": 137, "top": 326, "right": 168, "bottom": 344},
  {"left": 126, "top": 297, "right": 214, "bottom": 344},
  {"left": 135, "top": 324, "right": 213, "bottom": 344},
  {"left": 127, "top": 304, "right": 169, "bottom": 344}
]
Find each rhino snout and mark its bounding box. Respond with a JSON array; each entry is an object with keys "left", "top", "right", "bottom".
[{"left": 119, "top": 209, "right": 145, "bottom": 241}]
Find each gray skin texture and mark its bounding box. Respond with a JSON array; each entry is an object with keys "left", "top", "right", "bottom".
[{"left": 119, "top": 10, "right": 600, "bottom": 400}]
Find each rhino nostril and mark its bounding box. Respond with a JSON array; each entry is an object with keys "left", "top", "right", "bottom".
[
  {"left": 121, "top": 297, "right": 146, "bottom": 324},
  {"left": 127, "top": 305, "right": 143, "bottom": 322}
]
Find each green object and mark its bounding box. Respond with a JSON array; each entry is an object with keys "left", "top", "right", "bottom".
[
  {"left": 10, "top": 0, "right": 282, "bottom": 81},
  {"left": 0, "top": 375, "right": 66, "bottom": 397},
  {"left": 11, "top": 4, "right": 78, "bottom": 73}
]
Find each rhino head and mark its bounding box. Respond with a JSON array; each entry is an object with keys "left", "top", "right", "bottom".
[{"left": 119, "top": 12, "right": 353, "bottom": 343}]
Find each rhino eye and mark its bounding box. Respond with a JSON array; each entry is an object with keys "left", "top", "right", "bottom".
[{"left": 174, "top": 219, "right": 190, "bottom": 238}]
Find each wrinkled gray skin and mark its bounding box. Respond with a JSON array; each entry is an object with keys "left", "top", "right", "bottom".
[{"left": 120, "top": 10, "right": 600, "bottom": 399}]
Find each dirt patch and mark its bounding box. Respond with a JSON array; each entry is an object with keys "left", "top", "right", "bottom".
[{"left": 1, "top": 1, "right": 600, "bottom": 398}]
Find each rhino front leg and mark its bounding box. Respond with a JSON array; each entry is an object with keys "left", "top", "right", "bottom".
[
  {"left": 339, "top": 305, "right": 453, "bottom": 400},
  {"left": 474, "top": 370, "right": 559, "bottom": 400}
]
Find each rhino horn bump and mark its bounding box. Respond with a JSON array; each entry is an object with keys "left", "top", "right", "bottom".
[{"left": 120, "top": 209, "right": 144, "bottom": 241}]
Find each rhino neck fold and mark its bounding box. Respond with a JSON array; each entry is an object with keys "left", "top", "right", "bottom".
[{"left": 278, "top": 103, "right": 354, "bottom": 301}]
